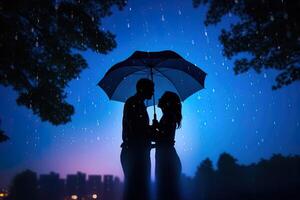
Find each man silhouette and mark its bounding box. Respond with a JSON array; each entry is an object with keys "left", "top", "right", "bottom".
[{"left": 121, "top": 78, "right": 154, "bottom": 200}]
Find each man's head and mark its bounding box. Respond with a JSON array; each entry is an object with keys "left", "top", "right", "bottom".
[{"left": 136, "top": 78, "right": 154, "bottom": 100}]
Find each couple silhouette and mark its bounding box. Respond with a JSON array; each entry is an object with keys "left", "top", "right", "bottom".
[{"left": 121, "top": 78, "right": 182, "bottom": 200}]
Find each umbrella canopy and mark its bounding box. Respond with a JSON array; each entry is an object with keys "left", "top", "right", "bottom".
[{"left": 98, "top": 50, "right": 206, "bottom": 107}]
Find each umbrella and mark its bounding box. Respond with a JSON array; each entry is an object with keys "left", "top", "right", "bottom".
[{"left": 98, "top": 50, "right": 206, "bottom": 119}]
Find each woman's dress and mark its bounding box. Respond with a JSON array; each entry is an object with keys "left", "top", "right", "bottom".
[{"left": 155, "top": 114, "right": 182, "bottom": 200}]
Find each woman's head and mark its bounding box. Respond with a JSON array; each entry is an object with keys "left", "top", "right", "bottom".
[{"left": 158, "top": 91, "right": 182, "bottom": 128}]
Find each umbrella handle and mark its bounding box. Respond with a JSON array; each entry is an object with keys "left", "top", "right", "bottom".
[
  {"left": 152, "top": 90, "right": 157, "bottom": 121},
  {"left": 150, "top": 67, "right": 157, "bottom": 120}
]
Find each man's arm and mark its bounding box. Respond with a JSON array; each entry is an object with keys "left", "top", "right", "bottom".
[{"left": 124, "top": 100, "right": 150, "bottom": 142}]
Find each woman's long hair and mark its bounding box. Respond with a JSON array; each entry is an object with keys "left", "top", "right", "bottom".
[{"left": 159, "top": 91, "right": 182, "bottom": 128}]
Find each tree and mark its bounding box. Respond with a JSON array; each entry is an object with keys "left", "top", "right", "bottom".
[
  {"left": 194, "top": 158, "right": 215, "bottom": 200},
  {"left": 216, "top": 153, "right": 240, "bottom": 199},
  {"left": 0, "top": 0, "right": 126, "bottom": 125},
  {"left": 8, "top": 170, "right": 38, "bottom": 200},
  {"left": 193, "top": 0, "right": 300, "bottom": 89},
  {"left": 0, "top": 129, "right": 9, "bottom": 142},
  {"left": 0, "top": 119, "right": 9, "bottom": 143},
  {"left": 191, "top": 154, "right": 300, "bottom": 200},
  {"left": 217, "top": 152, "right": 238, "bottom": 174}
]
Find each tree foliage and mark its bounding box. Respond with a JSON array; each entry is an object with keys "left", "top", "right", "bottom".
[
  {"left": 191, "top": 153, "right": 300, "bottom": 200},
  {"left": 0, "top": 129, "right": 9, "bottom": 142},
  {"left": 217, "top": 152, "right": 238, "bottom": 174},
  {"left": 0, "top": 0, "right": 126, "bottom": 125},
  {"left": 8, "top": 170, "right": 38, "bottom": 200},
  {"left": 0, "top": 119, "right": 9, "bottom": 143},
  {"left": 194, "top": 158, "right": 215, "bottom": 199},
  {"left": 193, "top": 0, "right": 300, "bottom": 89}
]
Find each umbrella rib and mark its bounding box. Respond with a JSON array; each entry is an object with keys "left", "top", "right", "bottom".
[{"left": 152, "top": 68, "right": 182, "bottom": 99}]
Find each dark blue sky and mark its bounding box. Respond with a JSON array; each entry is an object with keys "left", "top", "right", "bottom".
[{"left": 1, "top": 0, "right": 300, "bottom": 187}]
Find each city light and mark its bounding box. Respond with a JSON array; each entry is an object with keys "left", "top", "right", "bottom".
[
  {"left": 0, "top": 192, "right": 8, "bottom": 197},
  {"left": 92, "top": 194, "right": 97, "bottom": 199},
  {"left": 71, "top": 194, "right": 78, "bottom": 200}
]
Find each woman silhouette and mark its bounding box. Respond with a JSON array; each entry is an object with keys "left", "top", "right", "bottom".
[{"left": 154, "top": 91, "right": 182, "bottom": 200}]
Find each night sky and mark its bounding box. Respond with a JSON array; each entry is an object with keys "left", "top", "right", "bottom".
[{"left": 1, "top": 0, "right": 300, "bottom": 188}]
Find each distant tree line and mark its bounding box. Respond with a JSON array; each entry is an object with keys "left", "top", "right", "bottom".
[{"left": 181, "top": 153, "right": 300, "bottom": 200}]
